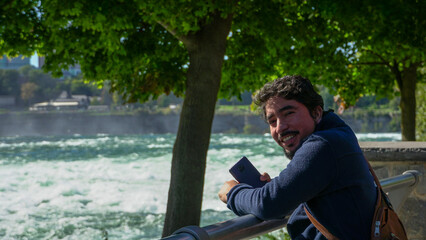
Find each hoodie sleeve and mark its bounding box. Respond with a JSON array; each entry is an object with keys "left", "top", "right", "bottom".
[{"left": 226, "top": 135, "right": 338, "bottom": 220}]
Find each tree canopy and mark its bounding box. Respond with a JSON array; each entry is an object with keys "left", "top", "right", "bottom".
[
  {"left": 3, "top": 1, "right": 422, "bottom": 106},
  {"left": 275, "top": 0, "right": 425, "bottom": 139},
  {"left": 1, "top": 1, "right": 335, "bottom": 100}
]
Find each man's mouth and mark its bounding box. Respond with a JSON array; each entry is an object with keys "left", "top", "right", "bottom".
[
  {"left": 279, "top": 131, "right": 299, "bottom": 143},
  {"left": 281, "top": 134, "right": 295, "bottom": 142}
]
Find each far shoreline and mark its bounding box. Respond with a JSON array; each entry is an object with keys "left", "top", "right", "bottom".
[{"left": 0, "top": 109, "right": 401, "bottom": 137}]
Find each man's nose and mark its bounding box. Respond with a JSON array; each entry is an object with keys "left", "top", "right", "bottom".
[{"left": 276, "top": 118, "right": 288, "bottom": 133}]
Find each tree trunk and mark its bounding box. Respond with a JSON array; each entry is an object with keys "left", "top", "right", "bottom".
[
  {"left": 399, "top": 65, "right": 417, "bottom": 141},
  {"left": 162, "top": 13, "right": 233, "bottom": 237}
]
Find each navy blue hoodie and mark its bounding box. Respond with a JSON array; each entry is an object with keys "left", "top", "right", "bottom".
[{"left": 226, "top": 111, "right": 377, "bottom": 239}]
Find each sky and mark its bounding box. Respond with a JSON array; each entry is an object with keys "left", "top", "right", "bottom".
[{"left": 30, "top": 53, "right": 38, "bottom": 67}]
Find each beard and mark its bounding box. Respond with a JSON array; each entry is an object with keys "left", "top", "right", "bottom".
[{"left": 284, "top": 148, "right": 295, "bottom": 160}]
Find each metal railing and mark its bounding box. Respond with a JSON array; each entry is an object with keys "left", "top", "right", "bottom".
[{"left": 161, "top": 170, "right": 421, "bottom": 240}]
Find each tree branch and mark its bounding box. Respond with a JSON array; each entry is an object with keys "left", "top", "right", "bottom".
[
  {"left": 1, "top": 0, "right": 16, "bottom": 10},
  {"left": 363, "top": 49, "right": 392, "bottom": 69},
  {"left": 157, "top": 20, "right": 177, "bottom": 37},
  {"left": 156, "top": 20, "right": 192, "bottom": 46},
  {"left": 356, "top": 61, "right": 387, "bottom": 66},
  {"left": 392, "top": 59, "right": 403, "bottom": 89}
]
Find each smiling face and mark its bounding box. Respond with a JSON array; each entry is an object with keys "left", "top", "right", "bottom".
[{"left": 265, "top": 96, "right": 322, "bottom": 159}]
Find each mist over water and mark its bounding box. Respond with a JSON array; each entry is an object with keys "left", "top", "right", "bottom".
[{"left": 0, "top": 133, "right": 401, "bottom": 239}]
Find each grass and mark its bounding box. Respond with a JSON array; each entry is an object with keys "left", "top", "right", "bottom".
[{"left": 215, "top": 105, "right": 252, "bottom": 115}]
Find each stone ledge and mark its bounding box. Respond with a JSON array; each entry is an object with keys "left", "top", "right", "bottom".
[{"left": 360, "top": 141, "right": 426, "bottom": 162}]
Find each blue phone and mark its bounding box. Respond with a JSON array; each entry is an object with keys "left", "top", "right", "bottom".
[{"left": 229, "top": 156, "right": 266, "bottom": 188}]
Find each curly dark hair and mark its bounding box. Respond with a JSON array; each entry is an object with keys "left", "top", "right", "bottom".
[{"left": 253, "top": 75, "right": 324, "bottom": 120}]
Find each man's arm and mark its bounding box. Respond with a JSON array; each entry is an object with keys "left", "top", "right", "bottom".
[{"left": 226, "top": 137, "right": 338, "bottom": 220}]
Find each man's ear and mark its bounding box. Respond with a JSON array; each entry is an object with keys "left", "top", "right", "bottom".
[{"left": 312, "top": 106, "right": 323, "bottom": 124}]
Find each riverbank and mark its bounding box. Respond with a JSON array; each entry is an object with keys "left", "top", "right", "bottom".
[{"left": 0, "top": 110, "right": 401, "bottom": 136}]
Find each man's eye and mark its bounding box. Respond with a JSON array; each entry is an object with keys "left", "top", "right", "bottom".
[
  {"left": 268, "top": 120, "right": 276, "bottom": 125},
  {"left": 285, "top": 111, "right": 295, "bottom": 116}
]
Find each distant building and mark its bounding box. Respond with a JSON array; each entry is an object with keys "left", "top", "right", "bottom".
[
  {"left": 0, "top": 55, "right": 30, "bottom": 69},
  {"left": 87, "top": 105, "right": 109, "bottom": 111},
  {"left": 38, "top": 56, "right": 45, "bottom": 68},
  {"left": 29, "top": 91, "right": 90, "bottom": 111}
]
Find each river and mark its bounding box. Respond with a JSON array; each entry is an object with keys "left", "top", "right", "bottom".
[{"left": 0, "top": 133, "right": 401, "bottom": 239}]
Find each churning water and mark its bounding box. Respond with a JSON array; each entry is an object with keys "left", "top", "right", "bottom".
[{"left": 0, "top": 133, "right": 401, "bottom": 239}]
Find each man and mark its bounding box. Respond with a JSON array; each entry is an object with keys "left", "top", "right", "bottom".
[{"left": 218, "top": 75, "right": 377, "bottom": 239}]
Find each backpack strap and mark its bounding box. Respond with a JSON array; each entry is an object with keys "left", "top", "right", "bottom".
[
  {"left": 365, "top": 158, "right": 383, "bottom": 189},
  {"left": 303, "top": 206, "right": 340, "bottom": 240}
]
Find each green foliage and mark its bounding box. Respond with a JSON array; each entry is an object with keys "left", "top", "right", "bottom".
[
  {"left": 1, "top": 0, "right": 190, "bottom": 103},
  {"left": 157, "top": 94, "right": 171, "bottom": 108},
  {"left": 215, "top": 105, "right": 250, "bottom": 115},
  {"left": 416, "top": 82, "right": 426, "bottom": 141},
  {"left": 20, "top": 82, "right": 38, "bottom": 104},
  {"left": 0, "top": 66, "right": 61, "bottom": 105},
  {"left": 389, "top": 115, "right": 401, "bottom": 132},
  {"left": 318, "top": 85, "right": 338, "bottom": 110},
  {"left": 0, "top": 68, "right": 20, "bottom": 95},
  {"left": 0, "top": 0, "right": 235, "bottom": 104},
  {"left": 26, "top": 69, "right": 61, "bottom": 102},
  {"left": 224, "top": 127, "right": 239, "bottom": 134},
  {"left": 255, "top": 229, "right": 291, "bottom": 240},
  {"left": 69, "top": 78, "right": 101, "bottom": 96},
  {"left": 243, "top": 124, "right": 265, "bottom": 134},
  {"left": 275, "top": 0, "right": 424, "bottom": 107},
  {"left": 2, "top": 0, "right": 423, "bottom": 107},
  {"left": 0, "top": 66, "right": 103, "bottom": 107}
]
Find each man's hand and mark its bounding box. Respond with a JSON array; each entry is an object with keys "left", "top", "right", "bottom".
[
  {"left": 260, "top": 172, "right": 271, "bottom": 183},
  {"left": 218, "top": 180, "right": 238, "bottom": 203}
]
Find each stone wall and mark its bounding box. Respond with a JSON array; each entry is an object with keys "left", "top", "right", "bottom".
[
  {"left": 361, "top": 142, "right": 426, "bottom": 240},
  {"left": 0, "top": 112, "right": 266, "bottom": 136},
  {"left": 0, "top": 112, "right": 181, "bottom": 136}
]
